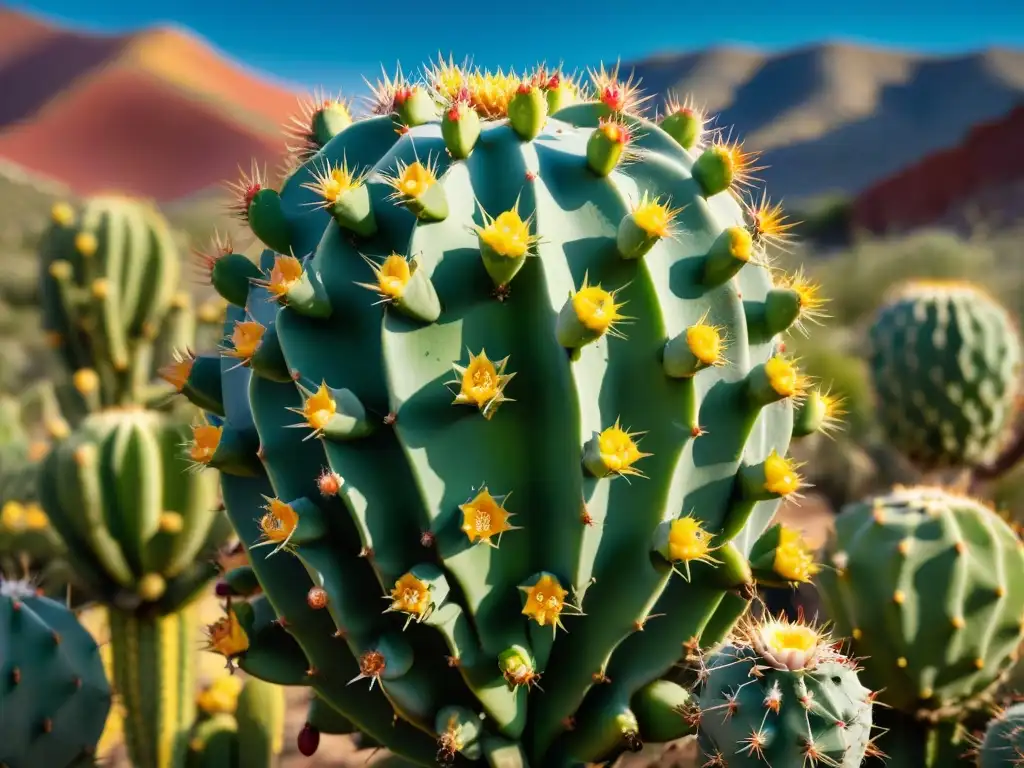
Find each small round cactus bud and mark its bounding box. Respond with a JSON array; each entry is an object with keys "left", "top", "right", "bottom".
[
  {"left": 75, "top": 231, "right": 98, "bottom": 257},
  {"left": 297, "top": 723, "right": 320, "bottom": 756},
  {"left": 50, "top": 201, "right": 75, "bottom": 226},
  {"left": 586, "top": 118, "right": 631, "bottom": 177},
  {"left": 137, "top": 573, "right": 167, "bottom": 602},
  {"left": 508, "top": 83, "right": 548, "bottom": 141},
  {"left": 72, "top": 368, "right": 100, "bottom": 395},
  {"left": 214, "top": 581, "right": 232, "bottom": 598},
  {"left": 317, "top": 468, "right": 344, "bottom": 496},
  {"left": 307, "top": 586, "right": 329, "bottom": 610}
]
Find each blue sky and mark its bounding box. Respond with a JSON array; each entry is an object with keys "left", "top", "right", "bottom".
[{"left": 10, "top": 0, "right": 1024, "bottom": 94}]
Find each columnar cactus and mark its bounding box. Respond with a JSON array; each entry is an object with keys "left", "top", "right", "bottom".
[
  {"left": 37, "top": 407, "right": 227, "bottom": 767},
  {"left": 34, "top": 192, "right": 235, "bottom": 768},
  {"left": 0, "top": 578, "right": 112, "bottom": 768},
  {"left": 186, "top": 675, "right": 285, "bottom": 768},
  {"left": 173, "top": 60, "right": 839, "bottom": 765},
  {"left": 818, "top": 486, "right": 1024, "bottom": 764},
  {"left": 868, "top": 281, "right": 1022, "bottom": 470},
  {"left": 693, "top": 613, "right": 876, "bottom": 767},
  {"left": 39, "top": 195, "right": 226, "bottom": 413}
]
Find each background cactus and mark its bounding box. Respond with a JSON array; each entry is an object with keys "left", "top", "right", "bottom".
[
  {"left": 817, "top": 485, "right": 1024, "bottom": 765},
  {"left": 185, "top": 674, "right": 285, "bottom": 768},
  {"left": 38, "top": 195, "right": 226, "bottom": 417},
  {"left": 0, "top": 386, "right": 76, "bottom": 595},
  {"left": 868, "top": 281, "right": 1023, "bottom": 472},
  {"left": 0, "top": 577, "right": 112, "bottom": 768},
  {"left": 29, "top": 194, "right": 235, "bottom": 768},
  {"left": 171, "top": 59, "right": 842, "bottom": 766},
  {"left": 693, "top": 613, "right": 875, "bottom": 767},
  {"left": 977, "top": 700, "right": 1024, "bottom": 768},
  {"left": 37, "top": 402, "right": 229, "bottom": 768}
]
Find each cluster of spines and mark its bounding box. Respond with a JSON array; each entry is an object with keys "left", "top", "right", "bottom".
[{"left": 171, "top": 57, "right": 847, "bottom": 764}]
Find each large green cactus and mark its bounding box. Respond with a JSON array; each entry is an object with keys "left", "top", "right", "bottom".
[
  {"left": 694, "top": 613, "right": 876, "bottom": 767},
  {"left": 173, "top": 61, "right": 840, "bottom": 765},
  {"left": 818, "top": 485, "right": 1024, "bottom": 766},
  {"left": 0, "top": 578, "right": 112, "bottom": 768},
  {"left": 868, "top": 281, "right": 1022, "bottom": 470}
]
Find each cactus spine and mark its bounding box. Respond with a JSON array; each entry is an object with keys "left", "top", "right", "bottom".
[{"left": 174, "top": 60, "right": 850, "bottom": 765}]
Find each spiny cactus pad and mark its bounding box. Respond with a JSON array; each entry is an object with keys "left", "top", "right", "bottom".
[
  {"left": 694, "top": 615, "right": 875, "bottom": 767},
  {"left": 979, "top": 701, "right": 1024, "bottom": 768},
  {"left": 868, "top": 281, "right": 1022, "bottom": 469},
  {"left": 0, "top": 579, "right": 111, "bottom": 768},
  {"left": 177, "top": 60, "right": 839, "bottom": 766},
  {"left": 818, "top": 486, "right": 1024, "bottom": 715},
  {"left": 36, "top": 407, "right": 224, "bottom": 612}
]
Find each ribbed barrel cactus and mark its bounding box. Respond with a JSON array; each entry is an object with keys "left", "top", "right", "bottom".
[
  {"left": 173, "top": 60, "right": 841, "bottom": 765},
  {"left": 868, "top": 281, "right": 1022, "bottom": 470},
  {"left": 0, "top": 578, "right": 112, "bottom": 768},
  {"left": 818, "top": 485, "right": 1024, "bottom": 765},
  {"left": 977, "top": 701, "right": 1024, "bottom": 768},
  {"left": 694, "top": 613, "right": 876, "bottom": 767}
]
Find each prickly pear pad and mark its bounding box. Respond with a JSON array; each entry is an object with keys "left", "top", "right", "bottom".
[
  {"left": 0, "top": 580, "right": 112, "bottom": 767},
  {"left": 178, "top": 61, "right": 843, "bottom": 765}
]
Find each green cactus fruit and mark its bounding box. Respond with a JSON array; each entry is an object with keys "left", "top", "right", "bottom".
[
  {"left": 818, "top": 486, "right": 1024, "bottom": 716},
  {"left": 695, "top": 614, "right": 875, "bottom": 767},
  {"left": 284, "top": 93, "right": 355, "bottom": 163},
  {"left": 979, "top": 701, "right": 1024, "bottom": 768},
  {"left": 0, "top": 578, "right": 112, "bottom": 768},
  {"left": 868, "top": 281, "right": 1023, "bottom": 470},
  {"left": 657, "top": 96, "right": 707, "bottom": 153},
  {"left": 180, "top": 61, "right": 840, "bottom": 766},
  {"left": 36, "top": 407, "right": 224, "bottom": 610}
]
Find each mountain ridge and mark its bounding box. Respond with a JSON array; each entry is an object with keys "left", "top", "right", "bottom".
[{"left": 1, "top": 7, "right": 1022, "bottom": 204}]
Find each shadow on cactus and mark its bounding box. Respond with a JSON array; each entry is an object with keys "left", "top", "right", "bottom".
[{"left": 170, "top": 58, "right": 864, "bottom": 765}]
